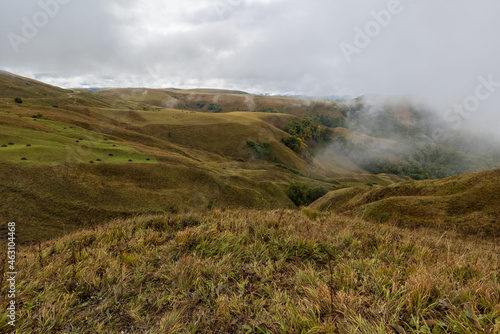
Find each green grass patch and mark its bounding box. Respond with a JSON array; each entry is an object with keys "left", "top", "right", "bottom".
[{"left": 0, "top": 118, "right": 157, "bottom": 165}]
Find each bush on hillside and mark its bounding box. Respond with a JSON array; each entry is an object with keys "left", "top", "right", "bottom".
[
  {"left": 283, "top": 118, "right": 332, "bottom": 145},
  {"left": 14, "top": 97, "right": 23, "bottom": 104},
  {"left": 313, "top": 114, "right": 346, "bottom": 128},
  {"left": 247, "top": 140, "right": 274, "bottom": 159},
  {"left": 286, "top": 181, "right": 328, "bottom": 206},
  {"left": 281, "top": 136, "right": 302, "bottom": 153},
  {"left": 207, "top": 103, "right": 222, "bottom": 113},
  {"left": 255, "top": 107, "right": 278, "bottom": 113}
]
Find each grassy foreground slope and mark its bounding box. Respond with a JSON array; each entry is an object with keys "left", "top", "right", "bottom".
[
  {"left": 1, "top": 210, "right": 498, "bottom": 333},
  {"left": 310, "top": 169, "right": 500, "bottom": 237}
]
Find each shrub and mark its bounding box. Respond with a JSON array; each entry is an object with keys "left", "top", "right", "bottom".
[
  {"left": 324, "top": 178, "right": 340, "bottom": 185},
  {"left": 281, "top": 136, "right": 302, "bottom": 153},
  {"left": 288, "top": 168, "right": 303, "bottom": 176},
  {"left": 196, "top": 103, "right": 205, "bottom": 109},
  {"left": 31, "top": 113, "right": 42, "bottom": 119},
  {"left": 286, "top": 181, "right": 328, "bottom": 207},
  {"left": 283, "top": 118, "right": 332, "bottom": 145},
  {"left": 247, "top": 140, "right": 273, "bottom": 159},
  {"left": 236, "top": 158, "right": 245, "bottom": 162},
  {"left": 255, "top": 107, "right": 277, "bottom": 113},
  {"left": 314, "top": 115, "right": 346, "bottom": 128},
  {"left": 302, "top": 208, "right": 320, "bottom": 220},
  {"left": 14, "top": 97, "right": 23, "bottom": 104},
  {"left": 207, "top": 103, "right": 222, "bottom": 113},
  {"left": 378, "top": 212, "right": 389, "bottom": 223},
  {"left": 169, "top": 205, "right": 178, "bottom": 214}
]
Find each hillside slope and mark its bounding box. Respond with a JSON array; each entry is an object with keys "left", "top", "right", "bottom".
[
  {"left": 310, "top": 169, "right": 500, "bottom": 236},
  {"left": 2, "top": 210, "right": 498, "bottom": 333},
  {"left": 0, "top": 71, "right": 69, "bottom": 98}
]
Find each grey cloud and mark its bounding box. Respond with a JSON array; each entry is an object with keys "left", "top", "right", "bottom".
[{"left": 0, "top": 0, "right": 499, "bottom": 136}]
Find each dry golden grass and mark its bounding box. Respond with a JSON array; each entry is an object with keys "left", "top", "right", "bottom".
[
  {"left": 1, "top": 210, "right": 498, "bottom": 333},
  {"left": 310, "top": 169, "right": 500, "bottom": 237}
]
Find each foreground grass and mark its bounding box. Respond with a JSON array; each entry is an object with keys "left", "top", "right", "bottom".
[{"left": 1, "top": 210, "right": 499, "bottom": 333}]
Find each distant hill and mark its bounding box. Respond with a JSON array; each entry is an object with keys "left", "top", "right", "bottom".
[
  {"left": 70, "top": 87, "right": 111, "bottom": 93},
  {"left": 181, "top": 88, "right": 249, "bottom": 95}
]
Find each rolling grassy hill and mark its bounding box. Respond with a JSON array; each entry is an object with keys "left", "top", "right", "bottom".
[
  {"left": 310, "top": 169, "right": 500, "bottom": 237},
  {"left": 95, "top": 87, "right": 345, "bottom": 117},
  {"left": 2, "top": 71, "right": 398, "bottom": 244},
  {"left": 1, "top": 69, "right": 499, "bottom": 246}
]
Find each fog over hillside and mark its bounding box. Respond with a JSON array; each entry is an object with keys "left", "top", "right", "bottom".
[{"left": 1, "top": 0, "right": 499, "bottom": 137}]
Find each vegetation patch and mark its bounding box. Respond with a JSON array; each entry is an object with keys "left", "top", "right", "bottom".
[
  {"left": 286, "top": 181, "right": 328, "bottom": 206},
  {"left": 246, "top": 140, "right": 274, "bottom": 160},
  {"left": 207, "top": 103, "right": 222, "bottom": 113},
  {"left": 314, "top": 114, "right": 346, "bottom": 128},
  {"left": 255, "top": 107, "right": 278, "bottom": 113},
  {"left": 282, "top": 118, "right": 332, "bottom": 153}
]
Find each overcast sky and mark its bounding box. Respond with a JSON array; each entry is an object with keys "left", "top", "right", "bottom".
[{"left": 1, "top": 0, "right": 500, "bottom": 132}]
